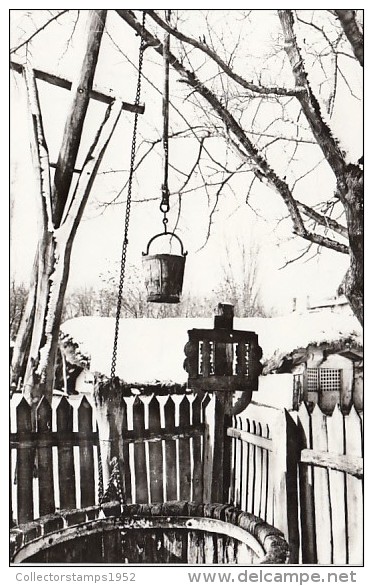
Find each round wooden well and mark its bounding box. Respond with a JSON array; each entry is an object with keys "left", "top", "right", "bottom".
[{"left": 10, "top": 501, "right": 289, "bottom": 565}]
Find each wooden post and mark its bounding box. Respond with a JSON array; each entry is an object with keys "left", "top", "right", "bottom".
[
  {"left": 272, "top": 409, "right": 300, "bottom": 563},
  {"left": 94, "top": 384, "right": 127, "bottom": 499},
  {"left": 204, "top": 304, "right": 235, "bottom": 503},
  {"left": 298, "top": 402, "right": 316, "bottom": 563}
]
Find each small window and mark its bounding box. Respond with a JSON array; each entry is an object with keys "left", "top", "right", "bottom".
[
  {"left": 306, "top": 368, "right": 341, "bottom": 392},
  {"left": 307, "top": 368, "right": 319, "bottom": 392}
]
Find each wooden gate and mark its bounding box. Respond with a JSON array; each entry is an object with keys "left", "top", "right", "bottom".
[{"left": 226, "top": 401, "right": 363, "bottom": 564}]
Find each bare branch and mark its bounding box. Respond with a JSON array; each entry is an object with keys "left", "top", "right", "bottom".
[
  {"left": 279, "top": 242, "right": 313, "bottom": 269},
  {"left": 278, "top": 10, "right": 348, "bottom": 187},
  {"left": 145, "top": 10, "right": 304, "bottom": 97},
  {"left": 10, "top": 10, "right": 70, "bottom": 54},
  {"left": 296, "top": 200, "right": 348, "bottom": 239}
]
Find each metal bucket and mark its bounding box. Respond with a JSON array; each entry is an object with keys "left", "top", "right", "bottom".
[{"left": 142, "top": 232, "right": 187, "bottom": 303}]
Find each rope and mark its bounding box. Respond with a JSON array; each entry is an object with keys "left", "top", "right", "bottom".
[{"left": 110, "top": 11, "right": 146, "bottom": 379}]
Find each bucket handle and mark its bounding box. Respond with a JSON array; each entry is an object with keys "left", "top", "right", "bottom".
[{"left": 143, "top": 231, "right": 187, "bottom": 257}]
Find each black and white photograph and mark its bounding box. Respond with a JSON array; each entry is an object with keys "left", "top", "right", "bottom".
[{"left": 9, "top": 7, "right": 364, "bottom": 573}]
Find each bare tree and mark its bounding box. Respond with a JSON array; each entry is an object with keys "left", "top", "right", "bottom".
[
  {"left": 117, "top": 9, "right": 363, "bottom": 324},
  {"left": 10, "top": 10, "right": 362, "bottom": 404},
  {"left": 215, "top": 238, "right": 266, "bottom": 317},
  {"left": 10, "top": 10, "right": 123, "bottom": 404}
]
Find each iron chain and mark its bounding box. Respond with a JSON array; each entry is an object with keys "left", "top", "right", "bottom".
[{"left": 111, "top": 11, "right": 146, "bottom": 379}]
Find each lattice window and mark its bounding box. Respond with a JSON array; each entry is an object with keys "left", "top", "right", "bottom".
[
  {"left": 307, "top": 368, "right": 319, "bottom": 392},
  {"left": 320, "top": 368, "right": 341, "bottom": 392},
  {"left": 306, "top": 368, "right": 341, "bottom": 392}
]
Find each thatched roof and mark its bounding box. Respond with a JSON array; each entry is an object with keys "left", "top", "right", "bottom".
[{"left": 60, "top": 310, "right": 362, "bottom": 385}]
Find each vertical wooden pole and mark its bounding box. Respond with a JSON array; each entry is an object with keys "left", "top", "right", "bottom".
[
  {"left": 298, "top": 402, "right": 316, "bottom": 563},
  {"left": 210, "top": 391, "right": 231, "bottom": 503},
  {"left": 273, "top": 409, "right": 300, "bottom": 563}
]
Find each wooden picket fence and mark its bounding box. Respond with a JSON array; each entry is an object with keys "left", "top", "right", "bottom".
[
  {"left": 227, "top": 402, "right": 363, "bottom": 564},
  {"left": 10, "top": 392, "right": 210, "bottom": 526},
  {"left": 10, "top": 394, "right": 363, "bottom": 565}
]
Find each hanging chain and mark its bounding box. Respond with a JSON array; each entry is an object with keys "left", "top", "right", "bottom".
[
  {"left": 160, "top": 9, "right": 171, "bottom": 233},
  {"left": 111, "top": 11, "right": 146, "bottom": 379}
]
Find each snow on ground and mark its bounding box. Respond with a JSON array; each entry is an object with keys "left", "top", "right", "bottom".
[{"left": 60, "top": 310, "right": 362, "bottom": 385}]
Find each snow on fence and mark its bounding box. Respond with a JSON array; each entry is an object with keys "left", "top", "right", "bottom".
[
  {"left": 227, "top": 402, "right": 363, "bottom": 564},
  {"left": 10, "top": 392, "right": 209, "bottom": 526}
]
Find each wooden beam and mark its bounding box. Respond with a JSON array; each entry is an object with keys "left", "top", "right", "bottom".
[
  {"left": 10, "top": 60, "right": 145, "bottom": 115},
  {"left": 301, "top": 448, "right": 363, "bottom": 479},
  {"left": 227, "top": 426, "right": 273, "bottom": 451}
]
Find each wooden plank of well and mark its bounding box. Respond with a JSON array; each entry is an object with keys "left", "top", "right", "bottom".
[
  {"left": 253, "top": 420, "right": 262, "bottom": 517},
  {"left": 16, "top": 398, "right": 34, "bottom": 523},
  {"left": 240, "top": 416, "right": 249, "bottom": 511},
  {"left": 266, "top": 427, "right": 275, "bottom": 527},
  {"left": 56, "top": 397, "right": 76, "bottom": 510},
  {"left": 178, "top": 396, "right": 192, "bottom": 501},
  {"left": 133, "top": 398, "right": 148, "bottom": 503},
  {"left": 246, "top": 417, "right": 255, "bottom": 514},
  {"left": 164, "top": 396, "right": 178, "bottom": 501},
  {"left": 311, "top": 404, "right": 332, "bottom": 564},
  {"left": 122, "top": 399, "right": 132, "bottom": 503},
  {"left": 345, "top": 406, "right": 363, "bottom": 564},
  {"left": 232, "top": 415, "right": 242, "bottom": 507},
  {"left": 228, "top": 413, "right": 237, "bottom": 505},
  {"left": 297, "top": 402, "right": 316, "bottom": 564},
  {"left": 202, "top": 393, "right": 212, "bottom": 502},
  {"left": 78, "top": 396, "right": 95, "bottom": 507},
  {"left": 259, "top": 423, "right": 269, "bottom": 522},
  {"left": 36, "top": 396, "right": 55, "bottom": 516},
  {"left": 192, "top": 394, "right": 203, "bottom": 503},
  {"left": 327, "top": 406, "right": 347, "bottom": 564},
  {"left": 148, "top": 396, "right": 163, "bottom": 503}
]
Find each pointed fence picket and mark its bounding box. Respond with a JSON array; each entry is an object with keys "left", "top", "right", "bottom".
[
  {"left": 11, "top": 394, "right": 99, "bottom": 525},
  {"left": 298, "top": 403, "right": 363, "bottom": 564}
]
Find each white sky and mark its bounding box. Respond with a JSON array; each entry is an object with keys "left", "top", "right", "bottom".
[{"left": 9, "top": 9, "right": 362, "bottom": 314}]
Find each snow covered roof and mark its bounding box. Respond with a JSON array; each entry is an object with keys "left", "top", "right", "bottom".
[{"left": 60, "top": 311, "right": 362, "bottom": 385}]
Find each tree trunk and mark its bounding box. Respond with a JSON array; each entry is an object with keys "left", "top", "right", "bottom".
[
  {"left": 11, "top": 10, "right": 112, "bottom": 408},
  {"left": 342, "top": 167, "right": 364, "bottom": 325}
]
